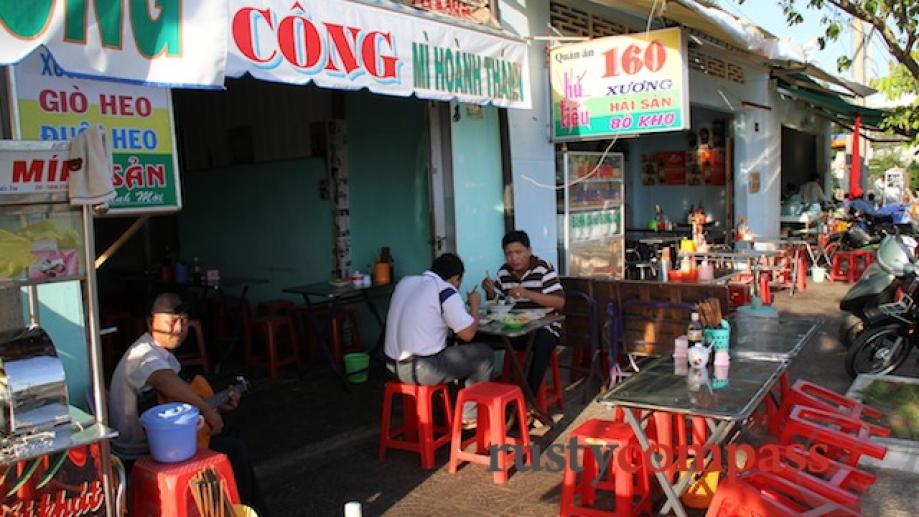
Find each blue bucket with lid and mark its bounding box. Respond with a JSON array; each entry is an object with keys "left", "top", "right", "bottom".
[{"left": 140, "top": 402, "right": 200, "bottom": 463}]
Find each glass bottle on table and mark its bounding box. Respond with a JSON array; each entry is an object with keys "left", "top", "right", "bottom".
[{"left": 687, "top": 312, "right": 703, "bottom": 348}]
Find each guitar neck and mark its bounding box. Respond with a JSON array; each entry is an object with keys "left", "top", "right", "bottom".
[{"left": 205, "top": 384, "right": 242, "bottom": 408}]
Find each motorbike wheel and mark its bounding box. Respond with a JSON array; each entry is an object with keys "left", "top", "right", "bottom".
[
  {"left": 838, "top": 313, "right": 864, "bottom": 348},
  {"left": 845, "top": 323, "right": 913, "bottom": 378}
]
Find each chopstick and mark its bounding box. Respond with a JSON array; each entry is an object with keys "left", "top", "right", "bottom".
[
  {"left": 486, "top": 270, "right": 507, "bottom": 300},
  {"left": 190, "top": 467, "right": 235, "bottom": 517}
]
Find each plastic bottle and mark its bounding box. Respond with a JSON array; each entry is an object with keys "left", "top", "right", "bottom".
[
  {"left": 687, "top": 312, "right": 703, "bottom": 348},
  {"left": 659, "top": 247, "right": 671, "bottom": 282}
]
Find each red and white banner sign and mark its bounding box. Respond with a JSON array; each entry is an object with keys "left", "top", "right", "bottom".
[
  {"left": 0, "top": 140, "right": 75, "bottom": 196},
  {"left": 227, "top": 0, "right": 531, "bottom": 108}
]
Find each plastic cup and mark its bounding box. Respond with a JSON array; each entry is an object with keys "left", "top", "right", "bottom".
[
  {"left": 674, "top": 335, "right": 689, "bottom": 356},
  {"left": 344, "top": 502, "right": 362, "bottom": 517}
]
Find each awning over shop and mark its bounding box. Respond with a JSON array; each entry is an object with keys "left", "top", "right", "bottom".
[
  {"left": 1, "top": 0, "right": 530, "bottom": 107},
  {"left": 226, "top": 0, "right": 531, "bottom": 109},
  {"left": 776, "top": 77, "right": 887, "bottom": 131}
]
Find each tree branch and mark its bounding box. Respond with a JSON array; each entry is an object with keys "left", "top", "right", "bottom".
[{"left": 824, "top": 0, "right": 919, "bottom": 80}]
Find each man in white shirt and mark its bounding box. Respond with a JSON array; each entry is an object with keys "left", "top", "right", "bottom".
[
  {"left": 799, "top": 174, "right": 831, "bottom": 204},
  {"left": 384, "top": 253, "right": 494, "bottom": 425}
]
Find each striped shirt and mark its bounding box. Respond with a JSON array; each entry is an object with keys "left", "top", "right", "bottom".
[{"left": 495, "top": 256, "right": 564, "bottom": 335}]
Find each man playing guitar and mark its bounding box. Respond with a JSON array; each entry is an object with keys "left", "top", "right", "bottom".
[{"left": 108, "top": 293, "right": 266, "bottom": 514}]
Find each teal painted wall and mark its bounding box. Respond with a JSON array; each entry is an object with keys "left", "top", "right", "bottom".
[
  {"left": 347, "top": 91, "right": 432, "bottom": 280},
  {"left": 178, "top": 158, "right": 332, "bottom": 304},
  {"left": 21, "top": 282, "right": 90, "bottom": 410},
  {"left": 450, "top": 103, "right": 506, "bottom": 294},
  {"left": 177, "top": 91, "right": 430, "bottom": 348}
]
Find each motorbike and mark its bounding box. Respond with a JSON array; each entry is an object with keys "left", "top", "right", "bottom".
[
  {"left": 844, "top": 235, "right": 919, "bottom": 378},
  {"left": 837, "top": 233, "right": 918, "bottom": 347}
]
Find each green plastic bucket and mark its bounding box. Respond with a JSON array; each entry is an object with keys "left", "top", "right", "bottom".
[{"left": 344, "top": 353, "right": 370, "bottom": 383}]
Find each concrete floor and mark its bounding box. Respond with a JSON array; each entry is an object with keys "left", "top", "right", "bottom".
[{"left": 238, "top": 282, "right": 919, "bottom": 516}]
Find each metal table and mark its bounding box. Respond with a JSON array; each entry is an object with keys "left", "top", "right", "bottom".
[
  {"left": 283, "top": 280, "right": 395, "bottom": 388},
  {"left": 599, "top": 356, "right": 787, "bottom": 516},
  {"left": 477, "top": 313, "right": 565, "bottom": 427},
  {"left": 730, "top": 315, "right": 820, "bottom": 362}
]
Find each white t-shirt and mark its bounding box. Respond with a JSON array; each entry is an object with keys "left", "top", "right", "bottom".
[
  {"left": 108, "top": 332, "right": 181, "bottom": 458},
  {"left": 800, "top": 181, "right": 830, "bottom": 204},
  {"left": 384, "top": 271, "right": 474, "bottom": 361}
]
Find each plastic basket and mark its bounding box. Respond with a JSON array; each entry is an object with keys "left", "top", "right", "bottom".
[
  {"left": 343, "top": 353, "right": 370, "bottom": 383},
  {"left": 703, "top": 320, "right": 730, "bottom": 352}
]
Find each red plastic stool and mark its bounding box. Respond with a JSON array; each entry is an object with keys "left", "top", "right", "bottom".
[
  {"left": 774, "top": 380, "right": 887, "bottom": 437},
  {"left": 851, "top": 250, "right": 875, "bottom": 281},
  {"left": 259, "top": 299, "right": 296, "bottom": 316},
  {"left": 559, "top": 419, "right": 652, "bottom": 517},
  {"left": 448, "top": 382, "right": 530, "bottom": 484},
  {"left": 244, "top": 309, "right": 300, "bottom": 379},
  {"left": 174, "top": 319, "right": 210, "bottom": 373},
  {"left": 757, "top": 271, "right": 772, "bottom": 305},
  {"left": 130, "top": 449, "right": 239, "bottom": 517},
  {"left": 768, "top": 445, "right": 877, "bottom": 510},
  {"left": 796, "top": 253, "right": 808, "bottom": 292},
  {"left": 378, "top": 382, "right": 453, "bottom": 469},
  {"left": 293, "top": 306, "right": 362, "bottom": 363},
  {"left": 779, "top": 406, "right": 887, "bottom": 467},
  {"left": 830, "top": 251, "right": 858, "bottom": 282},
  {"left": 707, "top": 471, "right": 857, "bottom": 516},
  {"left": 499, "top": 349, "right": 564, "bottom": 413},
  {"left": 727, "top": 280, "right": 752, "bottom": 309}
]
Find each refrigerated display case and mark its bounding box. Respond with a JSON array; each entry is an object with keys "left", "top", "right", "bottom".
[{"left": 558, "top": 151, "right": 625, "bottom": 278}]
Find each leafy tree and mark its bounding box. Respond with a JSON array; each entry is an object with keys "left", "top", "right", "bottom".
[{"left": 736, "top": 0, "right": 919, "bottom": 143}]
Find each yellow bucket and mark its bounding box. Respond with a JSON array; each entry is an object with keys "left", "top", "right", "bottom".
[
  {"left": 234, "top": 504, "right": 258, "bottom": 517},
  {"left": 679, "top": 459, "right": 719, "bottom": 509}
]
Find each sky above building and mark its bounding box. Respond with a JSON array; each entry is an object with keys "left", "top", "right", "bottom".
[{"left": 716, "top": 0, "right": 894, "bottom": 82}]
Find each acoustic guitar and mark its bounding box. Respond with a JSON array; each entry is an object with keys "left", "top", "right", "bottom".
[
  {"left": 187, "top": 375, "right": 250, "bottom": 449},
  {"left": 142, "top": 375, "right": 250, "bottom": 450}
]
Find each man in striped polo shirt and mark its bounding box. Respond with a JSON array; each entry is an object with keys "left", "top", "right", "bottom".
[{"left": 482, "top": 231, "right": 565, "bottom": 412}]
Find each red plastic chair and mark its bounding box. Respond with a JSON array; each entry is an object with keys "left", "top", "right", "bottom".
[
  {"left": 773, "top": 380, "right": 887, "bottom": 437},
  {"left": 768, "top": 445, "right": 876, "bottom": 511},
  {"left": 706, "top": 471, "right": 858, "bottom": 516},
  {"left": 379, "top": 382, "right": 453, "bottom": 469},
  {"left": 559, "top": 419, "right": 652, "bottom": 517},
  {"left": 448, "top": 382, "right": 530, "bottom": 484},
  {"left": 779, "top": 406, "right": 887, "bottom": 467}
]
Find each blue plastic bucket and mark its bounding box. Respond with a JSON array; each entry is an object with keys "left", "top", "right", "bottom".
[{"left": 140, "top": 402, "right": 200, "bottom": 463}]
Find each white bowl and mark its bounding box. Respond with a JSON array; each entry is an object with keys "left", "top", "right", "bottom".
[{"left": 488, "top": 303, "right": 514, "bottom": 316}]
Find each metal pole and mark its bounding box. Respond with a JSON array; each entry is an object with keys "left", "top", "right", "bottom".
[
  {"left": 622, "top": 407, "right": 688, "bottom": 517},
  {"left": 26, "top": 285, "right": 40, "bottom": 326},
  {"left": 82, "top": 205, "right": 116, "bottom": 517}
]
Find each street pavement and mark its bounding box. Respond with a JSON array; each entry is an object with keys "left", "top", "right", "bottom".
[{"left": 231, "top": 282, "right": 919, "bottom": 516}]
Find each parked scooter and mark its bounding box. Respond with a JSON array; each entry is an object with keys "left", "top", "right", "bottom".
[
  {"left": 838, "top": 234, "right": 917, "bottom": 347},
  {"left": 845, "top": 235, "right": 919, "bottom": 377}
]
